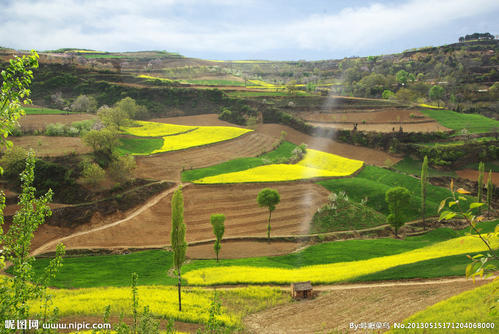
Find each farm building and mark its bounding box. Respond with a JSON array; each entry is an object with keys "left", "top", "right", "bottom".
[{"left": 291, "top": 281, "right": 313, "bottom": 299}]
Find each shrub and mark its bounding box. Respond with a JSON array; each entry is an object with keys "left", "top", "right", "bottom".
[
  {"left": 108, "top": 155, "right": 136, "bottom": 183},
  {"left": 45, "top": 123, "right": 65, "bottom": 136},
  {"left": 80, "top": 161, "right": 106, "bottom": 186},
  {"left": 0, "top": 146, "right": 28, "bottom": 177}
]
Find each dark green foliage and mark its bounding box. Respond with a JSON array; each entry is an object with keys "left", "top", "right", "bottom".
[
  {"left": 487, "top": 170, "right": 493, "bottom": 218},
  {"left": 257, "top": 188, "right": 280, "bottom": 241},
  {"left": 171, "top": 187, "right": 187, "bottom": 311},
  {"left": 392, "top": 156, "right": 456, "bottom": 177},
  {"left": 218, "top": 107, "right": 245, "bottom": 125},
  {"left": 421, "top": 156, "right": 428, "bottom": 226},
  {"left": 210, "top": 214, "right": 226, "bottom": 262},
  {"left": 311, "top": 191, "right": 385, "bottom": 233},
  {"left": 386, "top": 187, "right": 411, "bottom": 237}
]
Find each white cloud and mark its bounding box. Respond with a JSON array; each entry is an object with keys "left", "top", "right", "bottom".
[{"left": 0, "top": 0, "right": 498, "bottom": 58}]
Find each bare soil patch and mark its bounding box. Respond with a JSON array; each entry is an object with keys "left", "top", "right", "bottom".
[
  {"left": 308, "top": 121, "right": 449, "bottom": 133},
  {"left": 8, "top": 136, "right": 91, "bottom": 157},
  {"left": 37, "top": 183, "right": 330, "bottom": 252},
  {"left": 298, "top": 109, "right": 430, "bottom": 123},
  {"left": 457, "top": 169, "right": 499, "bottom": 186},
  {"left": 254, "top": 123, "right": 401, "bottom": 166},
  {"left": 187, "top": 241, "right": 302, "bottom": 259},
  {"left": 19, "top": 114, "right": 96, "bottom": 131},
  {"left": 149, "top": 114, "right": 237, "bottom": 126},
  {"left": 244, "top": 279, "right": 492, "bottom": 333}
]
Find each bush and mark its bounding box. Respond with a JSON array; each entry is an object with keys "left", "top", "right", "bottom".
[
  {"left": 80, "top": 161, "right": 106, "bottom": 186},
  {"left": 108, "top": 155, "right": 136, "bottom": 183},
  {"left": 45, "top": 123, "right": 65, "bottom": 136},
  {"left": 0, "top": 146, "right": 28, "bottom": 177}
]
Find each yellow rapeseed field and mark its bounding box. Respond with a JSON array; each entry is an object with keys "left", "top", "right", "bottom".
[
  {"left": 151, "top": 126, "right": 252, "bottom": 153},
  {"left": 123, "top": 121, "right": 196, "bottom": 137},
  {"left": 194, "top": 149, "right": 363, "bottom": 183},
  {"left": 184, "top": 235, "right": 499, "bottom": 285},
  {"left": 30, "top": 286, "right": 284, "bottom": 327}
]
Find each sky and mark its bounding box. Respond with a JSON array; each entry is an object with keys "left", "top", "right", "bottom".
[{"left": 1, "top": 0, "right": 499, "bottom": 60}]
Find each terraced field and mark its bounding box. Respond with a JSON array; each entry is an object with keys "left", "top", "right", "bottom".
[
  {"left": 45, "top": 183, "right": 330, "bottom": 251},
  {"left": 135, "top": 131, "right": 277, "bottom": 181}
]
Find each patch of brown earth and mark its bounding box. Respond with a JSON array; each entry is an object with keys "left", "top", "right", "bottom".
[
  {"left": 244, "top": 280, "right": 492, "bottom": 334},
  {"left": 187, "top": 241, "right": 302, "bottom": 259},
  {"left": 457, "top": 169, "right": 499, "bottom": 186},
  {"left": 307, "top": 121, "right": 449, "bottom": 133},
  {"left": 298, "top": 109, "right": 431, "bottom": 123},
  {"left": 7, "top": 136, "right": 91, "bottom": 157}
]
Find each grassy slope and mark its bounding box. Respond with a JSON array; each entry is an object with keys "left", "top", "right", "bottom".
[
  {"left": 393, "top": 156, "right": 457, "bottom": 177},
  {"left": 117, "top": 137, "right": 164, "bottom": 155},
  {"left": 389, "top": 281, "right": 498, "bottom": 333},
  {"left": 318, "top": 165, "right": 452, "bottom": 220},
  {"left": 181, "top": 141, "right": 296, "bottom": 182},
  {"left": 420, "top": 108, "right": 499, "bottom": 133},
  {"left": 23, "top": 107, "right": 67, "bottom": 115},
  {"left": 30, "top": 221, "right": 498, "bottom": 288}
]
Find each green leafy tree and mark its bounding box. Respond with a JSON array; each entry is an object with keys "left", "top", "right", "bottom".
[
  {"left": 487, "top": 170, "right": 494, "bottom": 218},
  {"left": 429, "top": 85, "right": 445, "bottom": 107},
  {"left": 210, "top": 214, "right": 225, "bottom": 262},
  {"left": 477, "top": 162, "right": 485, "bottom": 209},
  {"left": 421, "top": 156, "right": 429, "bottom": 228},
  {"left": 71, "top": 94, "right": 97, "bottom": 113},
  {"left": 382, "top": 90, "right": 395, "bottom": 99},
  {"left": 385, "top": 187, "right": 411, "bottom": 238},
  {"left": 97, "top": 105, "right": 130, "bottom": 130},
  {"left": 83, "top": 128, "right": 120, "bottom": 166},
  {"left": 0, "top": 51, "right": 39, "bottom": 153},
  {"left": 114, "top": 97, "right": 148, "bottom": 120},
  {"left": 396, "top": 70, "right": 409, "bottom": 86},
  {"left": 171, "top": 187, "right": 187, "bottom": 311},
  {"left": 257, "top": 188, "right": 280, "bottom": 242},
  {"left": 0, "top": 152, "right": 65, "bottom": 329}
]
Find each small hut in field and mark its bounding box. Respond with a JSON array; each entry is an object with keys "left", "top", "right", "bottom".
[{"left": 291, "top": 281, "right": 313, "bottom": 299}]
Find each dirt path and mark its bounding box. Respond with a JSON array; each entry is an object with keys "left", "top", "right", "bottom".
[{"left": 244, "top": 277, "right": 495, "bottom": 334}]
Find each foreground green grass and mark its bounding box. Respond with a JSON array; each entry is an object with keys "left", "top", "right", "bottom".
[
  {"left": 117, "top": 137, "right": 164, "bottom": 155},
  {"left": 181, "top": 141, "right": 296, "bottom": 182},
  {"left": 420, "top": 108, "right": 499, "bottom": 133},
  {"left": 30, "top": 221, "right": 498, "bottom": 288},
  {"left": 23, "top": 107, "right": 67, "bottom": 115},
  {"left": 318, "top": 165, "right": 452, "bottom": 220},
  {"left": 389, "top": 281, "right": 498, "bottom": 333},
  {"left": 393, "top": 156, "right": 457, "bottom": 177}
]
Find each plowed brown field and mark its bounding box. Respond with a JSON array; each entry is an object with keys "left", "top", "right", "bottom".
[
  {"left": 297, "top": 109, "right": 450, "bottom": 133},
  {"left": 8, "top": 136, "right": 91, "bottom": 157},
  {"left": 39, "top": 183, "right": 330, "bottom": 252}
]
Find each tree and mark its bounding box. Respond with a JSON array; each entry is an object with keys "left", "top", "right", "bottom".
[
  {"left": 477, "top": 162, "right": 485, "bottom": 210},
  {"left": 429, "top": 85, "right": 444, "bottom": 107},
  {"left": 71, "top": 94, "right": 97, "bottom": 113},
  {"left": 421, "top": 156, "right": 429, "bottom": 229},
  {"left": 114, "top": 97, "right": 148, "bottom": 120},
  {"left": 0, "top": 152, "right": 65, "bottom": 328},
  {"left": 210, "top": 214, "right": 225, "bottom": 262},
  {"left": 487, "top": 170, "right": 494, "bottom": 218},
  {"left": 0, "top": 51, "right": 39, "bottom": 151},
  {"left": 170, "top": 187, "right": 187, "bottom": 312},
  {"left": 257, "top": 188, "right": 280, "bottom": 242},
  {"left": 286, "top": 80, "right": 297, "bottom": 95},
  {"left": 82, "top": 128, "right": 120, "bottom": 166},
  {"left": 385, "top": 187, "right": 411, "bottom": 238},
  {"left": 396, "top": 70, "right": 409, "bottom": 86},
  {"left": 97, "top": 105, "right": 130, "bottom": 130}
]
